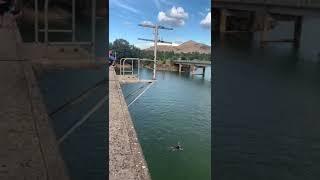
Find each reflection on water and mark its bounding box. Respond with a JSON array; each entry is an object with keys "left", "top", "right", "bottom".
[{"left": 214, "top": 17, "right": 320, "bottom": 180}]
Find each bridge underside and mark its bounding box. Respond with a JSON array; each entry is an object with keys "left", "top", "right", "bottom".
[
  {"left": 214, "top": 2, "right": 320, "bottom": 17},
  {"left": 214, "top": 4, "right": 309, "bottom": 48},
  {"left": 175, "top": 63, "right": 207, "bottom": 76}
]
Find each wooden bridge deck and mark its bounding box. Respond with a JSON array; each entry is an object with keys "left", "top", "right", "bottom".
[{"left": 109, "top": 66, "right": 151, "bottom": 180}]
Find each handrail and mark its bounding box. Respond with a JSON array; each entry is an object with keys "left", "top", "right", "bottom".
[
  {"left": 33, "top": 0, "right": 97, "bottom": 59},
  {"left": 119, "top": 58, "right": 156, "bottom": 80}
]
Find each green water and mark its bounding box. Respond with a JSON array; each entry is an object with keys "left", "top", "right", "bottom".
[{"left": 122, "top": 68, "right": 211, "bottom": 180}]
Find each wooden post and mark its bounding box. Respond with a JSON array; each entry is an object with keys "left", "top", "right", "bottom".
[{"left": 294, "top": 16, "right": 302, "bottom": 49}]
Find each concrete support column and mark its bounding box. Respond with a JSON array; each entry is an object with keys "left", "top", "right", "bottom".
[
  {"left": 220, "top": 9, "right": 227, "bottom": 33},
  {"left": 294, "top": 16, "right": 303, "bottom": 49},
  {"left": 191, "top": 65, "right": 195, "bottom": 75},
  {"left": 250, "top": 12, "right": 257, "bottom": 32},
  {"left": 260, "top": 13, "right": 268, "bottom": 48},
  {"left": 179, "top": 64, "right": 182, "bottom": 73}
]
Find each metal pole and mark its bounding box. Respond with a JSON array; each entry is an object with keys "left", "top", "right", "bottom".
[
  {"left": 131, "top": 59, "right": 134, "bottom": 75},
  {"left": 72, "top": 0, "right": 76, "bottom": 42},
  {"left": 120, "top": 58, "right": 123, "bottom": 75},
  {"left": 34, "top": 0, "right": 38, "bottom": 42},
  {"left": 153, "top": 25, "right": 158, "bottom": 80},
  {"left": 91, "top": 0, "right": 96, "bottom": 60},
  {"left": 138, "top": 59, "right": 140, "bottom": 80},
  {"left": 44, "top": 0, "right": 48, "bottom": 43}
]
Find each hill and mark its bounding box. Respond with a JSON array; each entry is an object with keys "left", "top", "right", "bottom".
[{"left": 145, "top": 40, "right": 211, "bottom": 54}]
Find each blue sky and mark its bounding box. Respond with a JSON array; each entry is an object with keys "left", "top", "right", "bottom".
[{"left": 109, "top": 0, "right": 211, "bottom": 49}]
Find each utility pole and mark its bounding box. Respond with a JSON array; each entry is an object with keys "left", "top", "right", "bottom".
[{"left": 138, "top": 24, "right": 173, "bottom": 80}]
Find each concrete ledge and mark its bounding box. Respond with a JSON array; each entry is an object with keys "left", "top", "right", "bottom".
[
  {"left": 23, "top": 63, "right": 70, "bottom": 180},
  {"left": 109, "top": 66, "right": 151, "bottom": 180}
]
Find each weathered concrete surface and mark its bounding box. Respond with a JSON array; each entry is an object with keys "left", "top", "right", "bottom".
[
  {"left": 116, "top": 75, "right": 155, "bottom": 84},
  {"left": 109, "top": 66, "right": 151, "bottom": 180},
  {"left": 0, "top": 61, "right": 69, "bottom": 180},
  {"left": 0, "top": 16, "right": 69, "bottom": 180}
]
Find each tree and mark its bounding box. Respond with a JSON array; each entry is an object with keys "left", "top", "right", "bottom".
[{"left": 109, "top": 39, "right": 211, "bottom": 62}]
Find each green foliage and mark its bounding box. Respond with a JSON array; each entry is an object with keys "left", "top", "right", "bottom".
[{"left": 109, "top": 39, "right": 211, "bottom": 61}]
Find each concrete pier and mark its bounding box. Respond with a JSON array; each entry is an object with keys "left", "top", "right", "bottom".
[
  {"left": 109, "top": 66, "right": 151, "bottom": 180},
  {"left": 174, "top": 60, "right": 210, "bottom": 76}
]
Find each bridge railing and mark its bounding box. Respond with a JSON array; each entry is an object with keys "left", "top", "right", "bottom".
[{"left": 214, "top": 0, "right": 320, "bottom": 7}]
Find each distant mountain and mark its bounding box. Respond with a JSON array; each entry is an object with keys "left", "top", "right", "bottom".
[{"left": 145, "top": 40, "right": 211, "bottom": 54}]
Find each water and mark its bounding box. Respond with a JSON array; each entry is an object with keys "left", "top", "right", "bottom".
[
  {"left": 214, "top": 17, "right": 320, "bottom": 179},
  {"left": 122, "top": 68, "right": 211, "bottom": 180},
  {"left": 35, "top": 17, "right": 108, "bottom": 180}
]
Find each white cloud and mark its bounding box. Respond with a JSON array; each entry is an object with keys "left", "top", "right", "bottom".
[
  {"left": 140, "top": 21, "right": 154, "bottom": 26},
  {"left": 110, "top": 0, "right": 141, "bottom": 14},
  {"left": 168, "top": 6, "right": 188, "bottom": 19},
  {"left": 200, "top": 12, "right": 211, "bottom": 29},
  {"left": 199, "top": 12, "right": 205, "bottom": 16},
  {"left": 158, "top": 6, "right": 188, "bottom": 27}
]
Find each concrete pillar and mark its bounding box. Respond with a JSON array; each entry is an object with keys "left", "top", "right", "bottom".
[
  {"left": 249, "top": 12, "right": 257, "bottom": 32},
  {"left": 260, "top": 14, "right": 268, "bottom": 48},
  {"left": 179, "top": 64, "right": 182, "bottom": 73},
  {"left": 294, "top": 16, "right": 303, "bottom": 49},
  {"left": 191, "top": 65, "right": 195, "bottom": 75},
  {"left": 220, "top": 9, "right": 227, "bottom": 33}
]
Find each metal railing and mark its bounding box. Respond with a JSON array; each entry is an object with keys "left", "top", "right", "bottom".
[
  {"left": 119, "top": 58, "right": 156, "bottom": 81},
  {"left": 34, "top": 0, "right": 96, "bottom": 59}
]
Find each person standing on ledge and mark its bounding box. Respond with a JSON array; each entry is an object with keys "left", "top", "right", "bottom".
[
  {"left": 0, "top": 0, "right": 21, "bottom": 28},
  {"left": 109, "top": 50, "right": 117, "bottom": 66}
]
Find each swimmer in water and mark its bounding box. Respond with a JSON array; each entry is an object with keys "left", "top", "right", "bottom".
[{"left": 169, "top": 142, "right": 183, "bottom": 151}]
